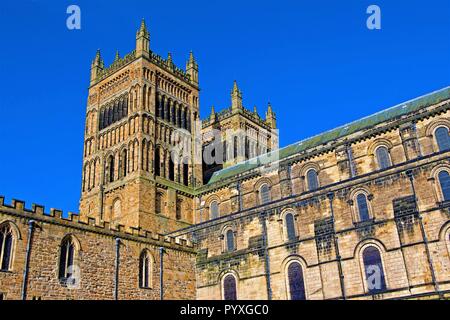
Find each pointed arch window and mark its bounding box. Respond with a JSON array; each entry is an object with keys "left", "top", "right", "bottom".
[
  {"left": 356, "top": 193, "right": 370, "bottom": 222},
  {"left": 260, "top": 184, "right": 271, "bottom": 204},
  {"left": 223, "top": 274, "right": 237, "bottom": 300},
  {"left": 285, "top": 213, "right": 296, "bottom": 241},
  {"left": 362, "top": 246, "right": 387, "bottom": 294},
  {"left": 59, "top": 237, "right": 76, "bottom": 283},
  {"left": 287, "top": 262, "right": 306, "bottom": 300},
  {"left": 435, "top": 127, "right": 450, "bottom": 152},
  {"left": 375, "top": 146, "right": 391, "bottom": 170},
  {"left": 438, "top": 170, "right": 450, "bottom": 202},
  {"left": 210, "top": 201, "right": 219, "bottom": 220},
  {"left": 139, "top": 251, "right": 152, "bottom": 289},
  {"left": 306, "top": 169, "right": 319, "bottom": 191},
  {"left": 0, "top": 224, "right": 14, "bottom": 271}
]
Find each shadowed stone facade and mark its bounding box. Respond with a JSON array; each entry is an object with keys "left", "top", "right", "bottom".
[{"left": 0, "top": 21, "right": 449, "bottom": 300}]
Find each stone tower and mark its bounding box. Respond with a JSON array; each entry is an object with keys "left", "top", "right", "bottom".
[
  {"left": 79, "top": 20, "right": 201, "bottom": 234},
  {"left": 202, "top": 81, "right": 278, "bottom": 182}
]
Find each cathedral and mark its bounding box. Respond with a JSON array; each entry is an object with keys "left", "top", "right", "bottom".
[{"left": 0, "top": 20, "right": 449, "bottom": 300}]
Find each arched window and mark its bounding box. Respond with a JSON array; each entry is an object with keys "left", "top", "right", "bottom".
[
  {"left": 260, "top": 184, "right": 271, "bottom": 204},
  {"left": 154, "top": 147, "right": 161, "bottom": 176},
  {"left": 112, "top": 199, "right": 121, "bottom": 219},
  {"left": 356, "top": 193, "right": 370, "bottom": 222},
  {"left": 0, "top": 224, "right": 14, "bottom": 271},
  {"left": 223, "top": 140, "right": 227, "bottom": 163},
  {"left": 108, "top": 155, "right": 115, "bottom": 183},
  {"left": 435, "top": 127, "right": 450, "bottom": 152},
  {"left": 226, "top": 230, "right": 235, "bottom": 252},
  {"left": 183, "top": 162, "right": 189, "bottom": 186},
  {"left": 362, "top": 246, "right": 387, "bottom": 294},
  {"left": 306, "top": 169, "right": 319, "bottom": 191},
  {"left": 233, "top": 136, "right": 239, "bottom": 159},
  {"left": 287, "top": 262, "right": 306, "bottom": 300},
  {"left": 123, "top": 97, "right": 128, "bottom": 116},
  {"left": 375, "top": 146, "right": 391, "bottom": 170},
  {"left": 169, "top": 156, "right": 175, "bottom": 181},
  {"left": 176, "top": 200, "right": 182, "bottom": 220},
  {"left": 438, "top": 170, "right": 450, "bottom": 202},
  {"left": 139, "top": 251, "right": 152, "bottom": 289},
  {"left": 223, "top": 274, "right": 237, "bottom": 300},
  {"left": 99, "top": 109, "right": 105, "bottom": 130},
  {"left": 59, "top": 237, "right": 76, "bottom": 283},
  {"left": 210, "top": 201, "right": 219, "bottom": 220},
  {"left": 245, "top": 137, "right": 249, "bottom": 159},
  {"left": 285, "top": 213, "right": 296, "bottom": 241},
  {"left": 120, "top": 149, "right": 128, "bottom": 178},
  {"left": 156, "top": 193, "right": 163, "bottom": 215}
]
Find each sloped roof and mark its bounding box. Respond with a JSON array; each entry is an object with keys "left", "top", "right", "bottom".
[{"left": 207, "top": 86, "right": 450, "bottom": 185}]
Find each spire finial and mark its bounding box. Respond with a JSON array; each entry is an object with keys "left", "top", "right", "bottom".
[
  {"left": 92, "top": 49, "right": 103, "bottom": 66},
  {"left": 265, "top": 102, "right": 276, "bottom": 129},
  {"left": 136, "top": 18, "right": 149, "bottom": 38},
  {"left": 139, "top": 18, "right": 147, "bottom": 32},
  {"left": 253, "top": 105, "right": 258, "bottom": 114},
  {"left": 186, "top": 51, "right": 199, "bottom": 84},
  {"left": 115, "top": 50, "right": 120, "bottom": 61},
  {"left": 232, "top": 80, "right": 239, "bottom": 94},
  {"left": 231, "top": 80, "right": 243, "bottom": 110},
  {"left": 136, "top": 18, "right": 150, "bottom": 55}
]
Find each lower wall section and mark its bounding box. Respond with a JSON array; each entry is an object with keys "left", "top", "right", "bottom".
[{"left": 0, "top": 208, "right": 196, "bottom": 300}]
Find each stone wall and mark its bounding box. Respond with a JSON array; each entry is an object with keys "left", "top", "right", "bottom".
[
  {"left": 185, "top": 100, "right": 450, "bottom": 300},
  {"left": 0, "top": 198, "right": 196, "bottom": 300}
]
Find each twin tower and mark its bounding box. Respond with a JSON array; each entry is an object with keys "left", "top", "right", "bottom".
[{"left": 79, "top": 20, "right": 277, "bottom": 234}]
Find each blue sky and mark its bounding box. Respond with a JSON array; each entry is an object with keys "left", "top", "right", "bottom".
[{"left": 0, "top": 0, "right": 449, "bottom": 213}]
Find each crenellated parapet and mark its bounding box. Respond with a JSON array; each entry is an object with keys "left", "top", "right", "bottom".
[
  {"left": 95, "top": 50, "right": 137, "bottom": 83},
  {"left": 90, "top": 20, "right": 198, "bottom": 88},
  {"left": 0, "top": 196, "right": 195, "bottom": 252}
]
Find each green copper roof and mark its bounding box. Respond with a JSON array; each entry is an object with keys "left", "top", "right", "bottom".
[{"left": 207, "top": 86, "right": 450, "bottom": 185}]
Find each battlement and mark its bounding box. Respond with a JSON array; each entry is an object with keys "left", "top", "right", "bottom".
[
  {"left": 149, "top": 51, "right": 192, "bottom": 83},
  {"left": 202, "top": 105, "right": 272, "bottom": 129},
  {"left": 92, "top": 49, "right": 193, "bottom": 86},
  {"left": 96, "top": 50, "right": 137, "bottom": 83},
  {"left": 0, "top": 196, "right": 194, "bottom": 251}
]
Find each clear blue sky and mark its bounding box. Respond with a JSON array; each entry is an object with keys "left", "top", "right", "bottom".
[{"left": 0, "top": 0, "right": 449, "bottom": 213}]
